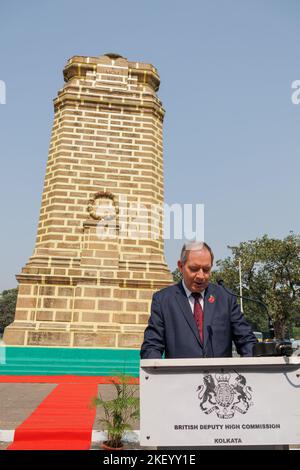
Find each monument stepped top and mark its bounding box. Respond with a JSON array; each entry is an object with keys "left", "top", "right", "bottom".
[{"left": 63, "top": 54, "right": 160, "bottom": 91}]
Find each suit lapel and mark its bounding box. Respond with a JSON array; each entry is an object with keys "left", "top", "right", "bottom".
[
  {"left": 175, "top": 282, "right": 202, "bottom": 346},
  {"left": 203, "top": 284, "right": 218, "bottom": 350}
]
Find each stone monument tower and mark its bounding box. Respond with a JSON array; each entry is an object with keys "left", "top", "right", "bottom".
[{"left": 4, "top": 53, "right": 172, "bottom": 348}]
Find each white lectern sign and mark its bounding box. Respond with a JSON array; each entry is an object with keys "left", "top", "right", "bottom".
[{"left": 140, "top": 357, "right": 300, "bottom": 447}]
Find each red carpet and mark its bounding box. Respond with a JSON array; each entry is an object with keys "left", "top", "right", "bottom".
[{"left": 7, "top": 383, "right": 98, "bottom": 450}]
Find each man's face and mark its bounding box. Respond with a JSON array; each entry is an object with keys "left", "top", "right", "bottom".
[{"left": 177, "top": 249, "right": 212, "bottom": 292}]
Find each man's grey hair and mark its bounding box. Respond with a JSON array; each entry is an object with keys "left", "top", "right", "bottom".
[{"left": 180, "top": 241, "right": 214, "bottom": 265}]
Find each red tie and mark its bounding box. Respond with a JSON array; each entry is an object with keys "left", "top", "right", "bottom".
[{"left": 192, "top": 292, "right": 204, "bottom": 344}]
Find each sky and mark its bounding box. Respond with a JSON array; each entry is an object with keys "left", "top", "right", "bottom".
[{"left": 0, "top": 0, "right": 300, "bottom": 291}]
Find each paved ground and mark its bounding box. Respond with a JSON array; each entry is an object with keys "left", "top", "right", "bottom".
[
  {"left": 0, "top": 384, "right": 57, "bottom": 429},
  {"left": 0, "top": 383, "right": 139, "bottom": 430},
  {"left": 0, "top": 442, "right": 9, "bottom": 450}
]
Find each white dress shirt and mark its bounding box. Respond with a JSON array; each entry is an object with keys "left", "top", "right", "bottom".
[{"left": 181, "top": 280, "right": 205, "bottom": 313}]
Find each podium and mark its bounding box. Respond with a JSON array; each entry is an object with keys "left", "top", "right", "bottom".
[{"left": 140, "top": 357, "right": 300, "bottom": 448}]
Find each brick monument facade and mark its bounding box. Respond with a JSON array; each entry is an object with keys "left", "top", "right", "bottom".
[{"left": 4, "top": 53, "right": 172, "bottom": 348}]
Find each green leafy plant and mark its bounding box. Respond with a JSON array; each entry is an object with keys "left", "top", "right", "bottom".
[
  {"left": 0, "top": 288, "right": 18, "bottom": 335},
  {"left": 92, "top": 374, "right": 140, "bottom": 449}
]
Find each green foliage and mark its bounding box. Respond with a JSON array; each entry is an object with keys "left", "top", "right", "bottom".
[
  {"left": 291, "top": 326, "right": 300, "bottom": 339},
  {"left": 212, "top": 234, "right": 300, "bottom": 338},
  {"left": 172, "top": 268, "right": 182, "bottom": 282},
  {"left": 92, "top": 374, "right": 140, "bottom": 448},
  {"left": 0, "top": 288, "right": 18, "bottom": 334}
]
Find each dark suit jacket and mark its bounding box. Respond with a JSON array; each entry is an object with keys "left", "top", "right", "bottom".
[{"left": 140, "top": 282, "right": 257, "bottom": 359}]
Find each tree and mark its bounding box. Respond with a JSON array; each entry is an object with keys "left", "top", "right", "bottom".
[
  {"left": 172, "top": 268, "right": 182, "bottom": 283},
  {"left": 212, "top": 234, "right": 300, "bottom": 338},
  {"left": 0, "top": 288, "right": 18, "bottom": 334}
]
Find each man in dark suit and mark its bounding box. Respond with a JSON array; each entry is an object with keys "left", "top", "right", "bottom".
[{"left": 140, "top": 241, "right": 257, "bottom": 359}]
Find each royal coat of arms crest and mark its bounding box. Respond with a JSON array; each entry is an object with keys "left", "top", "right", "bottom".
[{"left": 196, "top": 371, "right": 253, "bottom": 419}]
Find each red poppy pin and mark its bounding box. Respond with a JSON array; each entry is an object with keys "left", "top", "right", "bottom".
[{"left": 208, "top": 295, "right": 215, "bottom": 303}]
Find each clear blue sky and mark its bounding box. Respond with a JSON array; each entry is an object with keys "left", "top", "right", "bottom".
[{"left": 0, "top": 0, "right": 300, "bottom": 291}]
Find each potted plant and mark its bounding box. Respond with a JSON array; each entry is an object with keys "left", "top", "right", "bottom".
[{"left": 92, "top": 374, "right": 140, "bottom": 450}]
